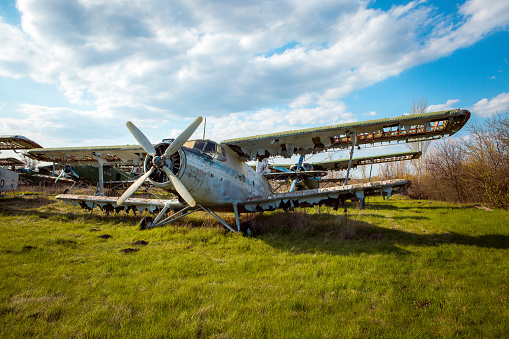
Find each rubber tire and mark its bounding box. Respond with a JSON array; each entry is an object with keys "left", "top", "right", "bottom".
[
  {"left": 139, "top": 216, "right": 153, "bottom": 230},
  {"left": 239, "top": 222, "right": 252, "bottom": 236}
]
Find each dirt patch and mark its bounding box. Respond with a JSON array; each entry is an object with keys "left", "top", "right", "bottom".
[
  {"left": 0, "top": 195, "right": 54, "bottom": 211},
  {"left": 132, "top": 240, "right": 148, "bottom": 246},
  {"left": 98, "top": 234, "right": 112, "bottom": 239},
  {"left": 120, "top": 248, "right": 139, "bottom": 253}
]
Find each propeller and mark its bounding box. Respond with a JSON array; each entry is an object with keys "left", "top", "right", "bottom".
[
  {"left": 164, "top": 117, "right": 204, "bottom": 158},
  {"left": 116, "top": 117, "right": 203, "bottom": 207},
  {"left": 117, "top": 167, "right": 155, "bottom": 205},
  {"left": 126, "top": 122, "right": 157, "bottom": 156}
]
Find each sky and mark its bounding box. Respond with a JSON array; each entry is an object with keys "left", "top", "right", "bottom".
[{"left": 1, "top": 0, "right": 509, "bottom": 166}]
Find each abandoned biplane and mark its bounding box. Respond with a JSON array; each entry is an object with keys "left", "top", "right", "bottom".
[
  {"left": 26, "top": 109, "right": 470, "bottom": 234},
  {"left": 26, "top": 146, "right": 145, "bottom": 194},
  {"left": 0, "top": 135, "right": 43, "bottom": 192}
]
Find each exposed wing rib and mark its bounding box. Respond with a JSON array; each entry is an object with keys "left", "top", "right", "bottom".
[
  {"left": 56, "top": 194, "right": 184, "bottom": 213},
  {"left": 0, "top": 135, "right": 43, "bottom": 150},
  {"left": 26, "top": 145, "right": 147, "bottom": 165},
  {"left": 262, "top": 170, "right": 328, "bottom": 180},
  {"left": 220, "top": 109, "right": 470, "bottom": 161},
  {"left": 238, "top": 179, "right": 410, "bottom": 212},
  {"left": 269, "top": 151, "right": 421, "bottom": 171},
  {"left": 310, "top": 150, "right": 421, "bottom": 171}
]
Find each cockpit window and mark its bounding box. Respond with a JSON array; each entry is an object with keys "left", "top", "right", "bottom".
[
  {"left": 194, "top": 140, "right": 206, "bottom": 152},
  {"left": 203, "top": 142, "right": 216, "bottom": 153},
  {"left": 183, "top": 139, "right": 226, "bottom": 161}
]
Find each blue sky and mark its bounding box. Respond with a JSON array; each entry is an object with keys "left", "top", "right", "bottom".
[{"left": 1, "top": 0, "right": 508, "bottom": 167}]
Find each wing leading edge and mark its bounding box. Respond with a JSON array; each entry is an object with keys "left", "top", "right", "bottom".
[
  {"left": 221, "top": 109, "right": 470, "bottom": 161},
  {"left": 238, "top": 179, "right": 410, "bottom": 212},
  {"left": 26, "top": 145, "right": 147, "bottom": 166},
  {"left": 0, "top": 135, "right": 43, "bottom": 150}
]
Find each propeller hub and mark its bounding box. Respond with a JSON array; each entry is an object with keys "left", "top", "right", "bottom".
[{"left": 152, "top": 156, "right": 165, "bottom": 168}]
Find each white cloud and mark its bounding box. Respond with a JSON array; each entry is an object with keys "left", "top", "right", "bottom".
[
  {"left": 205, "top": 102, "right": 355, "bottom": 142},
  {"left": 471, "top": 92, "right": 509, "bottom": 117},
  {"left": 0, "top": 0, "right": 508, "bottom": 145},
  {"left": 426, "top": 99, "right": 460, "bottom": 112}
]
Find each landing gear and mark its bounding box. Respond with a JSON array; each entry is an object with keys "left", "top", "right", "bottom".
[
  {"left": 240, "top": 222, "right": 252, "bottom": 236},
  {"left": 139, "top": 216, "right": 153, "bottom": 230}
]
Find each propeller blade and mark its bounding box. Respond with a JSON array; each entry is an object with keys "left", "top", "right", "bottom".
[
  {"left": 164, "top": 117, "right": 203, "bottom": 158},
  {"left": 117, "top": 167, "right": 155, "bottom": 205},
  {"left": 162, "top": 167, "right": 196, "bottom": 207},
  {"left": 126, "top": 121, "right": 157, "bottom": 156}
]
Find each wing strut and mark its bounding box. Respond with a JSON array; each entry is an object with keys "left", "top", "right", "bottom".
[
  {"left": 344, "top": 132, "right": 356, "bottom": 186},
  {"left": 91, "top": 155, "right": 106, "bottom": 196},
  {"left": 142, "top": 203, "right": 238, "bottom": 233}
]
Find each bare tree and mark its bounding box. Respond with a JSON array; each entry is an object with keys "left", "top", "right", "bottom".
[
  {"left": 410, "top": 109, "right": 509, "bottom": 208},
  {"left": 406, "top": 98, "right": 432, "bottom": 155},
  {"left": 464, "top": 111, "right": 509, "bottom": 208},
  {"left": 424, "top": 139, "right": 467, "bottom": 203}
]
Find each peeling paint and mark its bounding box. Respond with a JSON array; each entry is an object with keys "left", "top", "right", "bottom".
[{"left": 221, "top": 110, "right": 470, "bottom": 160}]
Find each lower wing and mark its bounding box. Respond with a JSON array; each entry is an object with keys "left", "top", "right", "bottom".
[{"left": 238, "top": 179, "right": 410, "bottom": 212}]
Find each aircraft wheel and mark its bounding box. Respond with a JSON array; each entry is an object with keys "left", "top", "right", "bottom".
[
  {"left": 139, "top": 216, "right": 153, "bottom": 230},
  {"left": 239, "top": 222, "right": 252, "bottom": 236}
]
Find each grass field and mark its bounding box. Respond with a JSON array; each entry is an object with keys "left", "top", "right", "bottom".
[{"left": 1, "top": 192, "right": 508, "bottom": 338}]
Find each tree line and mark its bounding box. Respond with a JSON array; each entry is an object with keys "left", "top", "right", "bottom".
[{"left": 378, "top": 109, "right": 509, "bottom": 209}]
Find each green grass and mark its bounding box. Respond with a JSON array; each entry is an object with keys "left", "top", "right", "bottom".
[{"left": 1, "top": 194, "right": 508, "bottom": 338}]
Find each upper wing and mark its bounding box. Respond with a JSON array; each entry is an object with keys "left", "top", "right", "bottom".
[
  {"left": 0, "top": 135, "right": 43, "bottom": 150},
  {"left": 26, "top": 145, "right": 146, "bottom": 166},
  {"left": 220, "top": 109, "right": 470, "bottom": 161}
]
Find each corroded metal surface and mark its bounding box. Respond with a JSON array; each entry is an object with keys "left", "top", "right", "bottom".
[
  {"left": 0, "top": 167, "right": 19, "bottom": 192},
  {"left": 0, "top": 157, "right": 25, "bottom": 166},
  {"left": 56, "top": 194, "right": 184, "bottom": 214},
  {"left": 221, "top": 109, "right": 470, "bottom": 160},
  {"left": 26, "top": 145, "right": 146, "bottom": 165},
  {"left": 240, "top": 179, "right": 410, "bottom": 212},
  {"left": 270, "top": 151, "right": 421, "bottom": 171},
  {"left": 0, "top": 135, "right": 43, "bottom": 150}
]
